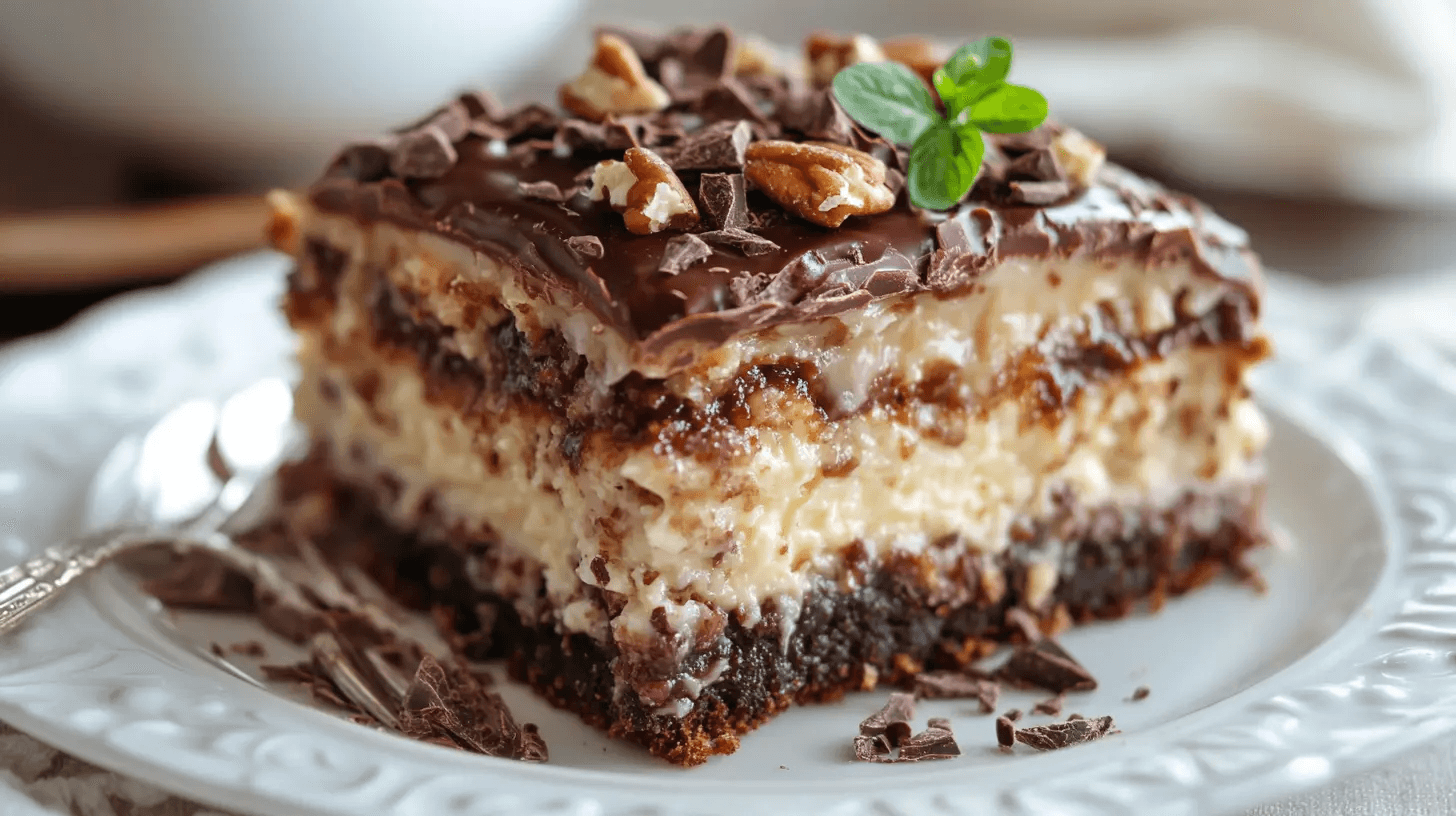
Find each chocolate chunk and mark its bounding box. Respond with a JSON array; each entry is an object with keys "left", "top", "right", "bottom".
[
  {"left": 699, "top": 173, "right": 748, "bottom": 230},
  {"left": 518, "top": 180, "right": 565, "bottom": 202},
  {"left": 997, "top": 638, "right": 1097, "bottom": 694},
  {"left": 859, "top": 692, "right": 916, "bottom": 741},
  {"left": 658, "top": 233, "right": 713, "bottom": 273},
  {"left": 421, "top": 100, "right": 472, "bottom": 142},
  {"left": 914, "top": 671, "right": 999, "bottom": 714},
  {"left": 398, "top": 654, "right": 548, "bottom": 761},
  {"left": 1032, "top": 694, "right": 1065, "bottom": 716},
  {"left": 325, "top": 142, "right": 394, "bottom": 183},
  {"left": 699, "top": 80, "right": 770, "bottom": 127},
  {"left": 659, "top": 119, "right": 751, "bottom": 170},
  {"left": 783, "top": 89, "right": 855, "bottom": 145},
  {"left": 1014, "top": 715, "right": 1117, "bottom": 752},
  {"left": 698, "top": 228, "right": 779, "bottom": 257},
  {"left": 995, "top": 716, "right": 1016, "bottom": 752},
  {"left": 390, "top": 126, "right": 457, "bottom": 179},
  {"left": 456, "top": 90, "right": 504, "bottom": 120},
  {"left": 853, "top": 733, "right": 893, "bottom": 762},
  {"left": 1005, "top": 147, "right": 1060, "bottom": 181},
  {"left": 556, "top": 117, "right": 642, "bottom": 153},
  {"left": 897, "top": 719, "right": 961, "bottom": 762},
  {"left": 565, "top": 235, "right": 605, "bottom": 262},
  {"left": 1003, "top": 709, "right": 1023, "bottom": 722},
  {"left": 1131, "top": 686, "right": 1151, "bottom": 702},
  {"left": 1009, "top": 180, "right": 1073, "bottom": 206}
]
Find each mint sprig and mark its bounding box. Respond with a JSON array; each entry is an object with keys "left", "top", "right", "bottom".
[{"left": 831, "top": 36, "right": 1048, "bottom": 210}]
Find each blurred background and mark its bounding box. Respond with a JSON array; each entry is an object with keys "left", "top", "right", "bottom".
[{"left": 1, "top": 0, "right": 1454, "bottom": 340}]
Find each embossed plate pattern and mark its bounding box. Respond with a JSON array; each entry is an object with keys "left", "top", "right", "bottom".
[{"left": 0, "top": 253, "right": 1453, "bottom": 816}]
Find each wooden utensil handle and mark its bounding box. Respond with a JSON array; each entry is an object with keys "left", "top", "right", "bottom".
[{"left": 0, "top": 195, "right": 271, "bottom": 292}]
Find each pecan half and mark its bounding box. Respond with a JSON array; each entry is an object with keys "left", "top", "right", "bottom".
[
  {"left": 560, "top": 34, "right": 671, "bottom": 122},
  {"left": 744, "top": 140, "right": 896, "bottom": 227},
  {"left": 805, "top": 32, "right": 887, "bottom": 87},
  {"left": 1051, "top": 128, "right": 1107, "bottom": 189},
  {"left": 588, "top": 147, "right": 700, "bottom": 234}
]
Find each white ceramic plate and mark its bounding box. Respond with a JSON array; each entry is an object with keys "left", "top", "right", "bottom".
[{"left": 1, "top": 253, "right": 1454, "bottom": 816}]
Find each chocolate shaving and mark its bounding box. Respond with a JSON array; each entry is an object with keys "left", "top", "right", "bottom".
[
  {"left": 398, "top": 654, "right": 548, "bottom": 761},
  {"left": 997, "top": 638, "right": 1097, "bottom": 694},
  {"left": 914, "top": 671, "right": 999, "bottom": 714},
  {"left": 859, "top": 692, "right": 916, "bottom": 743},
  {"left": 565, "top": 235, "right": 605, "bottom": 262},
  {"left": 229, "top": 640, "right": 267, "bottom": 657},
  {"left": 1032, "top": 694, "right": 1065, "bottom": 717},
  {"left": 659, "top": 119, "right": 751, "bottom": 170},
  {"left": 518, "top": 180, "right": 565, "bottom": 202},
  {"left": 456, "top": 90, "right": 504, "bottom": 121},
  {"left": 896, "top": 718, "right": 961, "bottom": 762},
  {"left": 699, "top": 173, "right": 748, "bottom": 230},
  {"left": 1003, "top": 709, "right": 1023, "bottom": 722},
  {"left": 698, "top": 228, "right": 779, "bottom": 257},
  {"left": 995, "top": 716, "right": 1017, "bottom": 752},
  {"left": 262, "top": 661, "right": 363, "bottom": 715},
  {"left": 1009, "top": 181, "right": 1073, "bottom": 206},
  {"left": 1014, "top": 715, "right": 1118, "bottom": 752},
  {"left": 853, "top": 733, "right": 893, "bottom": 762},
  {"left": 389, "top": 126, "right": 457, "bottom": 179},
  {"left": 658, "top": 233, "right": 713, "bottom": 274}
]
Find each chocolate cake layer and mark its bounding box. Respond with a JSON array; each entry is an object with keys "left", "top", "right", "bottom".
[{"left": 297, "top": 466, "right": 1262, "bottom": 765}]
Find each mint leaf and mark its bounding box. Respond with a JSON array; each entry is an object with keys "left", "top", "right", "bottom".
[
  {"left": 831, "top": 62, "right": 940, "bottom": 145},
  {"left": 907, "top": 122, "right": 984, "bottom": 210},
  {"left": 943, "top": 37, "right": 1012, "bottom": 91},
  {"left": 968, "top": 84, "right": 1048, "bottom": 133}
]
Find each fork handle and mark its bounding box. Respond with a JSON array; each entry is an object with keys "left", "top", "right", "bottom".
[{"left": 0, "top": 531, "right": 133, "bottom": 633}]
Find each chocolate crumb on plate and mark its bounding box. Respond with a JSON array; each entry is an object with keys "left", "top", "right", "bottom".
[
  {"left": 859, "top": 691, "right": 915, "bottom": 742},
  {"left": 399, "top": 654, "right": 549, "bottom": 762},
  {"left": 896, "top": 718, "right": 961, "bottom": 762},
  {"left": 997, "top": 637, "right": 1097, "bottom": 693},
  {"left": 209, "top": 642, "right": 225, "bottom": 658},
  {"left": 1031, "top": 694, "right": 1065, "bottom": 717},
  {"left": 1015, "top": 715, "right": 1118, "bottom": 752},
  {"left": 995, "top": 716, "right": 1017, "bottom": 753},
  {"left": 914, "top": 670, "right": 1000, "bottom": 714},
  {"left": 1130, "top": 685, "right": 1151, "bottom": 702},
  {"left": 228, "top": 640, "right": 267, "bottom": 658}
]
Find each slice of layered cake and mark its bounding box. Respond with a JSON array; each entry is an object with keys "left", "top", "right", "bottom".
[{"left": 267, "top": 27, "right": 1270, "bottom": 765}]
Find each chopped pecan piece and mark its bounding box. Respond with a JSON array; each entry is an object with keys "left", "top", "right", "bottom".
[
  {"left": 744, "top": 140, "right": 896, "bottom": 227},
  {"left": 588, "top": 147, "right": 700, "bottom": 234},
  {"left": 560, "top": 34, "right": 671, "bottom": 122},
  {"left": 1051, "top": 128, "right": 1107, "bottom": 189},
  {"left": 805, "top": 31, "right": 886, "bottom": 87}
]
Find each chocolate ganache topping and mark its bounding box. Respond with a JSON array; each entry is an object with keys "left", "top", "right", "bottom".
[{"left": 307, "top": 26, "right": 1259, "bottom": 361}]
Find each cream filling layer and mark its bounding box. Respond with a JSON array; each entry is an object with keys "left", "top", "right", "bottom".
[{"left": 295, "top": 331, "right": 1267, "bottom": 640}]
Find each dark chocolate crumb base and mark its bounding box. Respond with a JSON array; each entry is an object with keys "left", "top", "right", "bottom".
[{"left": 312, "top": 475, "right": 1264, "bottom": 766}]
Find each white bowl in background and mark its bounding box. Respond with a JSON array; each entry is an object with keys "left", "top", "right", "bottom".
[{"left": 0, "top": 0, "right": 585, "bottom": 185}]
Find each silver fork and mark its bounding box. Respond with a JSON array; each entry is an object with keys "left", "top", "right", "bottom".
[{"left": 0, "top": 378, "right": 299, "bottom": 633}]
